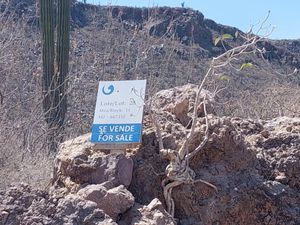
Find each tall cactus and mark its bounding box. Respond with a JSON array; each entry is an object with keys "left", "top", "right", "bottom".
[
  {"left": 40, "top": 0, "right": 55, "bottom": 125},
  {"left": 55, "top": 0, "right": 70, "bottom": 127},
  {"left": 40, "top": 0, "right": 70, "bottom": 151}
]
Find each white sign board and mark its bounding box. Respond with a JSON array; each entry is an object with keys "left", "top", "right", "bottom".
[{"left": 91, "top": 80, "right": 146, "bottom": 144}]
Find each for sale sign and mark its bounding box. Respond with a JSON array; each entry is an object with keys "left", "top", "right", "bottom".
[{"left": 91, "top": 80, "right": 146, "bottom": 144}]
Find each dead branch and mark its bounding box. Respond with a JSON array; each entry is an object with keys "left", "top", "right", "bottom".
[{"left": 149, "top": 24, "right": 270, "bottom": 218}]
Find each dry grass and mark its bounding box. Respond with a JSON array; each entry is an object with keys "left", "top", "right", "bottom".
[{"left": 0, "top": 2, "right": 299, "bottom": 190}]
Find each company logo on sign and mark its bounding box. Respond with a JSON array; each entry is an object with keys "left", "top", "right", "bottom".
[
  {"left": 91, "top": 80, "right": 146, "bottom": 144},
  {"left": 102, "top": 85, "right": 114, "bottom": 95}
]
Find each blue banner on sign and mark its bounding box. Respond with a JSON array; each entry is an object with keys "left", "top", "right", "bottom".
[{"left": 91, "top": 124, "right": 142, "bottom": 143}]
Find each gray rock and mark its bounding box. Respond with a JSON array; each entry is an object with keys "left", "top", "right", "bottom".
[
  {"left": 119, "top": 198, "right": 176, "bottom": 225},
  {"left": 0, "top": 184, "right": 117, "bottom": 225},
  {"left": 53, "top": 134, "right": 133, "bottom": 191},
  {"left": 78, "top": 184, "right": 135, "bottom": 220},
  {"left": 54, "top": 194, "right": 117, "bottom": 225}
]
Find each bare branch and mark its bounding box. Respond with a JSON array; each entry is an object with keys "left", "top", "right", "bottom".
[{"left": 186, "top": 95, "right": 209, "bottom": 160}]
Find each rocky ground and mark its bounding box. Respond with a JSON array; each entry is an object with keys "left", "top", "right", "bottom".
[{"left": 0, "top": 84, "right": 299, "bottom": 225}]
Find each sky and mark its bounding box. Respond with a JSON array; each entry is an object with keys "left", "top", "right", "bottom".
[{"left": 85, "top": 0, "right": 299, "bottom": 40}]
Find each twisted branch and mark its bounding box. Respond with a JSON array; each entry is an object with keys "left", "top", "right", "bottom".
[{"left": 149, "top": 21, "right": 270, "bottom": 218}]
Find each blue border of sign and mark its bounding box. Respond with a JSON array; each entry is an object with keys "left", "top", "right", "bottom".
[{"left": 91, "top": 123, "right": 142, "bottom": 143}]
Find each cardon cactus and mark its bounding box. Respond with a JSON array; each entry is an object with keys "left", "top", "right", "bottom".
[{"left": 40, "top": 0, "right": 70, "bottom": 151}]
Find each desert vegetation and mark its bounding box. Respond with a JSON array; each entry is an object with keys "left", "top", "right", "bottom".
[{"left": 0, "top": 1, "right": 299, "bottom": 224}]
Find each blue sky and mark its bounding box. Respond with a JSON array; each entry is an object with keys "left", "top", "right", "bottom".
[{"left": 85, "top": 0, "right": 299, "bottom": 40}]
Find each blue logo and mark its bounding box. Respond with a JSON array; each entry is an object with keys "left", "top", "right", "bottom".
[{"left": 102, "top": 85, "right": 114, "bottom": 95}]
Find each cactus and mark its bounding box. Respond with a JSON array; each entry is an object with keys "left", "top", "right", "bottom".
[
  {"left": 55, "top": 0, "right": 70, "bottom": 127},
  {"left": 40, "top": 0, "right": 55, "bottom": 125},
  {"left": 40, "top": 0, "right": 70, "bottom": 151}
]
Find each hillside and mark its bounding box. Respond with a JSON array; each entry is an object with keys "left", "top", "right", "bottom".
[
  {"left": 0, "top": 1, "right": 300, "bottom": 224},
  {"left": 0, "top": 85, "right": 299, "bottom": 224},
  {"left": 0, "top": 0, "right": 299, "bottom": 209}
]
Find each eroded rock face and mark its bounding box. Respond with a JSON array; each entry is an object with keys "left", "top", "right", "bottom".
[
  {"left": 130, "top": 116, "right": 300, "bottom": 225},
  {"left": 245, "top": 117, "right": 300, "bottom": 190}
]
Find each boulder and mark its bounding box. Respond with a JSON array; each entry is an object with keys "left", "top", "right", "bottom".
[
  {"left": 53, "top": 133, "right": 133, "bottom": 191},
  {"left": 78, "top": 184, "right": 135, "bottom": 220},
  {"left": 154, "top": 84, "right": 216, "bottom": 121},
  {"left": 54, "top": 194, "right": 117, "bottom": 225}
]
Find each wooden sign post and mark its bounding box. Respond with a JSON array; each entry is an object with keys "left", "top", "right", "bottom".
[{"left": 91, "top": 80, "right": 146, "bottom": 154}]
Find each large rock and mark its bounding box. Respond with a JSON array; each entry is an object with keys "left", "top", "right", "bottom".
[
  {"left": 53, "top": 133, "right": 133, "bottom": 191},
  {"left": 54, "top": 194, "right": 117, "bottom": 225},
  {"left": 78, "top": 184, "right": 135, "bottom": 220},
  {"left": 0, "top": 133, "right": 136, "bottom": 225},
  {"left": 153, "top": 84, "right": 216, "bottom": 126}
]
